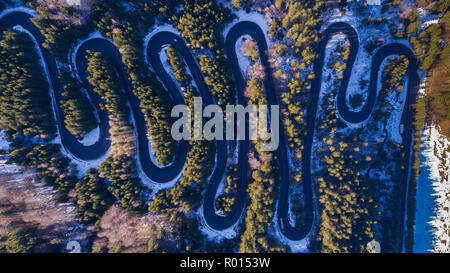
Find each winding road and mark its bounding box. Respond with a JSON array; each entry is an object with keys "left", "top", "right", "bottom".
[
  {"left": 0, "top": 10, "right": 418, "bottom": 251},
  {"left": 311, "top": 23, "right": 419, "bottom": 251}
]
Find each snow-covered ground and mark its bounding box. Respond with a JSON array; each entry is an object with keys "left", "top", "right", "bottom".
[
  {"left": 414, "top": 125, "right": 450, "bottom": 253},
  {"left": 0, "top": 132, "right": 10, "bottom": 150},
  {"left": 212, "top": 141, "right": 240, "bottom": 217},
  {"left": 198, "top": 200, "right": 240, "bottom": 241},
  {"left": 317, "top": 5, "right": 432, "bottom": 252},
  {"left": 0, "top": 5, "right": 36, "bottom": 20},
  {"left": 343, "top": 39, "right": 371, "bottom": 112},
  {"left": 79, "top": 126, "right": 99, "bottom": 146},
  {"left": 158, "top": 42, "right": 201, "bottom": 102},
  {"left": 339, "top": 3, "right": 450, "bottom": 253},
  {"left": 413, "top": 127, "right": 438, "bottom": 252},
  {"left": 417, "top": 8, "right": 441, "bottom": 30},
  {"left": 50, "top": 131, "right": 110, "bottom": 177},
  {"left": 272, "top": 200, "right": 318, "bottom": 253}
]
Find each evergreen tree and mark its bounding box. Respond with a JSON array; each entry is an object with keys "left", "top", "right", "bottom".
[
  {"left": 0, "top": 30, "right": 56, "bottom": 141},
  {"left": 59, "top": 70, "right": 97, "bottom": 139},
  {"left": 75, "top": 169, "right": 114, "bottom": 225}
]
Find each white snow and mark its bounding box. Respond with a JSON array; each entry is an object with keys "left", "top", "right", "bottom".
[
  {"left": 272, "top": 201, "right": 318, "bottom": 252},
  {"left": 51, "top": 131, "right": 109, "bottom": 177},
  {"left": 367, "top": 0, "right": 381, "bottom": 5},
  {"left": 63, "top": 35, "right": 103, "bottom": 128},
  {"left": 142, "top": 25, "right": 190, "bottom": 171},
  {"left": 318, "top": 31, "right": 366, "bottom": 129},
  {"left": 158, "top": 44, "right": 198, "bottom": 99},
  {"left": 79, "top": 126, "right": 99, "bottom": 146},
  {"left": 419, "top": 19, "right": 439, "bottom": 31},
  {"left": 212, "top": 176, "right": 227, "bottom": 216},
  {"left": 0, "top": 9, "right": 107, "bottom": 179},
  {"left": 141, "top": 46, "right": 176, "bottom": 169},
  {"left": 413, "top": 126, "right": 438, "bottom": 252},
  {"left": 147, "top": 136, "right": 169, "bottom": 169},
  {"left": 423, "top": 126, "right": 450, "bottom": 253},
  {"left": 197, "top": 143, "right": 241, "bottom": 240},
  {"left": 0, "top": 131, "right": 10, "bottom": 150},
  {"left": 0, "top": 6, "right": 37, "bottom": 20},
  {"left": 323, "top": 9, "right": 360, "bottom": 31},
  {"left": 417, "top": 8, "right": 440, "bottom": 30},
  {"left": 198, "top": 204, "right": 239, "bottom": 241}
]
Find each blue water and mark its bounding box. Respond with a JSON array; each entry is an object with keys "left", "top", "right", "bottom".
[{"left": 413, "top": 136, "right": 437, "bottom": 253}]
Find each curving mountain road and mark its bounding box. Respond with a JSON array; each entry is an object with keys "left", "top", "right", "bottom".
[
  {"left": 309, "top": 22, "right": 419, "bottom": 251},
  {"left": 0, "top": 11, "right": 418, "bottom": 251},
  {"left": 0, "top": 11, "right": 111, "bottom": 160}
]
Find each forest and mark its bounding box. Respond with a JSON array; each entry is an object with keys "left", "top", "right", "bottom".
[{"left": 0, "top": 30, "right": 56, "bottom": 142}]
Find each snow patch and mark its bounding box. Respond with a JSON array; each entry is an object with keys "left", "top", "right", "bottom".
[
  {"left": 79, "top": 126, "right": 99, "bottom": 146},
  {"left": 198, "top": 205, "right": 239, "bottom": 241},
  {"left": 51, "top": 132, "right": 109, "bottom": 177},
  {"left": 0, "top": 6, "right": 37, "bottom": 20},
  {"left": 413, "top": 127, "right": 438, "bottom": 252},
  {"left": 424, "top": 126, "right": 450, "bottom": 253},
  {"left": 0, "top": 131, "right": 10, "bottom": 150}
]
